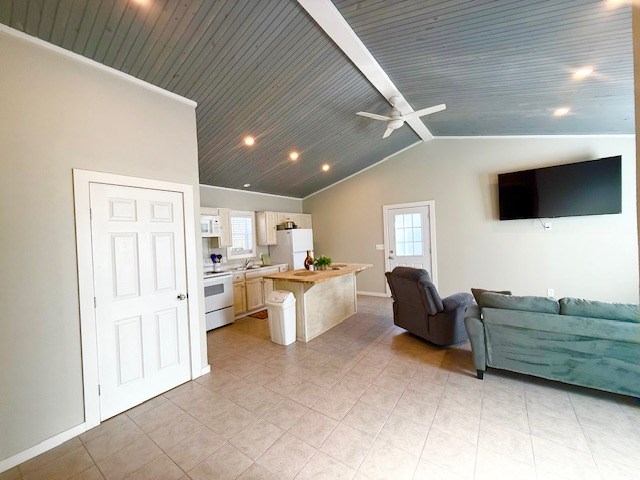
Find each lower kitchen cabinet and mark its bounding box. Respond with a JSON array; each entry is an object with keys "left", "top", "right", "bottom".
[
  {"left": 233, "top": 281, "right": 246, "bottom": 315},
  {"left": 232, "top": 266, "right": 282, "bottom": 317},
  {"left": 245, "top": 277, "right": 264, "bottom": 312}
]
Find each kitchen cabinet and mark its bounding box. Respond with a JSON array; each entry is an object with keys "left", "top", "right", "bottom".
[
  {"left": 218, "top": 208, "right": 232, "bottom": 247},
  {"left": 297, "top": 214, "right": 312, "bottom": 229},
  {"left": 232, "top": 273, "right": 246, "bottom": 315},
  {"left": 263, "top": 277, "right": 274, "bottom": 301},
  {"left": 276, "top": 212, "right": 312, "bottom": 230},
  {"left": 245, "top": 277, "right": 264, "bottom": 311},
  {"left": 231, "top": 266, "right": 284, "bottom": 317},
  {"left": 199, "top": 207, "right": 232, "bottom": 246},
  {"left": 256, "top": 211, "right": 277, "bottom": 245}
]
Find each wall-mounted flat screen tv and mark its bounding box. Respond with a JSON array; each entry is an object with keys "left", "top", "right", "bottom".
[{"left": 498, "top": 156, "right": 622, "bottom": 220}]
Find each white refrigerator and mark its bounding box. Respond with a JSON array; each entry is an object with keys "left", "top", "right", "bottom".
[{"left": 269, "top": 229, "right": 314, "bottom": 270}]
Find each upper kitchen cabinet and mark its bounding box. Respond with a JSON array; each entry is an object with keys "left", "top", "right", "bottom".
[
  {"left": 275, "top": 212, "right": 312, "bottom": 230},
  {"left": 256, "top": 211, "right": 277, "bottom": 245},
  {"left": 218, "top": 208, "right": 232, "bottom": 247},
  {"left": 257, "top": 211, "right": 313, "bottom": 246},
  {"left": 200, "top": 207, "right": 232, "bottom": 246},
  {"left": 297, "top": 214, "right": 312, "bottom": 229}
]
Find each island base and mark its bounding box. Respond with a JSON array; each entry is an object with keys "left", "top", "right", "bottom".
[{"left": 273, "top": 273, "right": 357, "bottom": 342}]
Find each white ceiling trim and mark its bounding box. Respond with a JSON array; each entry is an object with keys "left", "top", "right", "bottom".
[{"left": 297, "top": 0, "right": 433, "bottom": 141}]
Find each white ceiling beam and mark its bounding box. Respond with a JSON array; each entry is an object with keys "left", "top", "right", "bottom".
[{"left": 297, "top": 0, "right": 434, "bottom": 141}]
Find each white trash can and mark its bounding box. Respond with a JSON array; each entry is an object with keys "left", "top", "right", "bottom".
[{"left": 266, "top": 291, "right": 296, "bottom": 345}]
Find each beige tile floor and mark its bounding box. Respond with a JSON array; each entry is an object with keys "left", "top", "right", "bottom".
[{"left": 5, "top": 296, "right": 640, "bottom": 480}]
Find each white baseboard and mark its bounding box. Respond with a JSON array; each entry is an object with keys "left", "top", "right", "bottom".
[
  {"left": 199, "top": 365, "right": 211, "bottom": 377},
  {"left": 357, "top": 290, "right": 390, "bottom": 298},
  {"left": 0, "top": 423, "right": 87, "bottom": 474}
]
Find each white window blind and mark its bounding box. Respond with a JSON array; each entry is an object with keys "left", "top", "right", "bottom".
[{"left": 227, "top": 211, "right": 256, "bottom": 259}]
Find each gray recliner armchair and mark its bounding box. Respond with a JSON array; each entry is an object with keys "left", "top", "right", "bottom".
[{"left": 385, "top": 267, "right": 473, "bottom": 346}]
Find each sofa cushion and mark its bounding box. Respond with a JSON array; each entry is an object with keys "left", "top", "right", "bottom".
[
  {"left": 559, "top": 298, "right": 639, "bottom": 323},
  {"left": 479, "top": 292, "right": 560, "bottom": 314},
  {"left": 471, "top": 288, "right": 512, "bottom": 305},
  {"left": 482, "top": 308, "right": 640, "bottom": 344}
]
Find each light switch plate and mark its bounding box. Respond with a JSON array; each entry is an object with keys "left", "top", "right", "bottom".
[
  {"left": 375, "top": 244, "right": 384, "bottom": 251},
  {"left": 547, "top": 288, "right": 555, "bottom": 297}
]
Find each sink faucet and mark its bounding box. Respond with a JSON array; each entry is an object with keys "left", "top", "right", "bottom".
[{"left": 243, "top": 259, "right": 253, "bottom": 269}]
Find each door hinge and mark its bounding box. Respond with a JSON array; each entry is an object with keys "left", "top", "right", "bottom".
[
  {"left": 89, "top": 208, "right": 93, "bottom": 221},
  {"left": 98, "top": 384, "right": 101, "bottom": 396},
  {"left": 93, "top": 297, "right": 97, "bottom": 308}
]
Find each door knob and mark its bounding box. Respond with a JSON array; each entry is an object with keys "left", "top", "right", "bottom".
[
  {"left": 177, "top": 293, "right": 187, "bottom": 301},
  {"left": 388, "top": 256, "right": 394, "bottom": 260}
]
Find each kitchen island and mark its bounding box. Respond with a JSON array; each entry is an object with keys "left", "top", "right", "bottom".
[{"left": 264, "top": 263, "right": 371, "bottom": 342}]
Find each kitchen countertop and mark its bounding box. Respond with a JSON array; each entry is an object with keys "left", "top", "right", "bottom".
[
  {"left": 204, "top": 264, "right": 286, "bottom": 278},
  {"left": 263, "top": 263, "right": 372, "bottom": 284}
]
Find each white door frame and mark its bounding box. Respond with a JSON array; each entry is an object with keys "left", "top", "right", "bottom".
[
  {"left": 73, "top": 169, "right": 205, "bottom": 430},
  {"left": 382, "top": 201, "right": 438, "bottom": 296}
]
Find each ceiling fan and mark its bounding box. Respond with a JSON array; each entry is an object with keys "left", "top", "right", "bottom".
[{"left": 356, "top": 96, "right": 446, "bottom": 138}]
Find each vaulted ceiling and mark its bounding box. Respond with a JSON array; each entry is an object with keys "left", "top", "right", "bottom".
[{"left": 0, "top": 1, "right": 634, "bottom": 197}]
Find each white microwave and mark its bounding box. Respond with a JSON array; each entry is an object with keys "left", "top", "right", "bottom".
[{"left": 201, "top": 215, "right": 221, "bottom": 237}]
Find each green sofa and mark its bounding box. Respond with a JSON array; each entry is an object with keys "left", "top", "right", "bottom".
[{"left": 464, "top": 293, "right": 640, "bottom": 398}]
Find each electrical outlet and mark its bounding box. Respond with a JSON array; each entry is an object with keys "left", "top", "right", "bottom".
[
  {"left": 547, "top": 288, "right": 555, "bottom": 297},
  {"left": 375, "top": 244, "right": 384, "bottom": 251}
]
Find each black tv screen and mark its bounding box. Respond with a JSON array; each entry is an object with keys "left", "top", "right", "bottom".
[{"left": 498, "top": 156, "right": 622, "bottom": 220}]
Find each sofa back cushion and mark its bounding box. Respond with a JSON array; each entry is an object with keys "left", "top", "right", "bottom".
[
  {"left": 471, "top": 288, "right": 512, "bottom": 305},
  {"left": 479, "top": 292, "right": 560, "bottom": 314},
  {"left": 559, "top": 298, "right": 640, "bottom": 323}
]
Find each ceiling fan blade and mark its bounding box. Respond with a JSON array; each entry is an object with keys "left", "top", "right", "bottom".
[
  {"left": 404, "top": 104, "right": 446, "bottom": 119},
  {"left": 383, "top": 128, "right": 394, "bottom": 139},
  {"left": 356, "top": 112, "right": 391, "bottom": 121}
]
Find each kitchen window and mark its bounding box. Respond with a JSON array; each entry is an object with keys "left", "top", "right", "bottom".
[{"left": 227, "top": 210, "right": 256, "bottom": 260}]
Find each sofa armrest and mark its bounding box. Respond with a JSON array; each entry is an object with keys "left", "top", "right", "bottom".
[
  {"left": 464, "top": 315, "right": 486, "bottom": 377},
  {"left": 465, "top": 303, "right": 481, "bottom": 320},
  {"left": 442, "top": 292, "right": 474, "bottom": 312}
]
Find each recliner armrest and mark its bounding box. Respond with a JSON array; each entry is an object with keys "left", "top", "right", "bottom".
[{"left": 442, "top": 292, "right": 474, "bottom": 312}]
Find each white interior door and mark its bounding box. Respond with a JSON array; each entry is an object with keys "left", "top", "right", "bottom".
[
  {"left": 90, "top": 183, "right": 191, "bottom": 420},
  {"left": 385, "top": 202, "right": 436, "bottom": 281}
]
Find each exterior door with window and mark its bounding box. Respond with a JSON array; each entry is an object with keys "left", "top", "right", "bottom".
[{"left": 385, "top": 202, "right": 436, "bottom": 282}]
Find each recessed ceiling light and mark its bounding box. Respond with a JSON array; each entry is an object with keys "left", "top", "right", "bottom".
[
  {"left": 243, "top": 183, "right": 251, "bottom": 188},
  {"left": 289, "top": 151, "right": 299, "bottom": 161},
  {"left": 604, "top": 0, "right": 627, "bottom": 9},
  {"left": 321, "top": 164, "right": 330, "bottom": 172},
  {"left": 132, "top": 0, "right": 150, "bottom": 6},
  {"left": 573, "top": 66, "right": 593, "bottom": 80},
  {"left": 553, "top": 107, "right": 570, "bottom": 117},
  {"left": 243, "top": 136, "right": 255, "bottom": 146}
]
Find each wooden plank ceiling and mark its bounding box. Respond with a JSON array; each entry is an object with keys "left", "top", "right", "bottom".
[
  {"left": 334, "top": 0, "right": 634, "bottom": 136},
  {"left": 1, "top": 1, "right": 634, "bottom": 197}
]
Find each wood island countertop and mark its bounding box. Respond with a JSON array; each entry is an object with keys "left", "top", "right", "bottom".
[{"left": 264, "top": 263, "right": 372, "bottom": 284}]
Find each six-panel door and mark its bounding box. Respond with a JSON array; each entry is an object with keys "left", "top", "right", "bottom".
[{"left": 90, "top": 183, "right": 191, "bottom": 420}]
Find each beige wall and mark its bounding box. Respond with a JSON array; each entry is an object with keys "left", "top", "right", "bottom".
[
  {"left": 0, "top": 29, "right": 202, "bottom": 461},
  {"left": 304, "top": 137, "right": 638, "bottom": 303},
  {"left": 634, "top": 4, "right": 640, "bottom": 295},
  {"left": 200, "top": 185, "right": 302, "bottom": 212}
]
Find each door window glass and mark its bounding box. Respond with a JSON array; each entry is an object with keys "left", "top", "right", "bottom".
[{"left": 395, "top": 213, "right": 422, "bottom": 257}]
